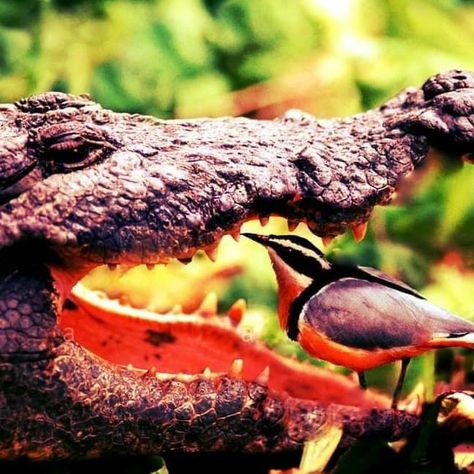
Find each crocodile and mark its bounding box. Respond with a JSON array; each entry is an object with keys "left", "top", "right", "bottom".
[{"left": 0, "top": 70, "right": 473, "bottom": 463}]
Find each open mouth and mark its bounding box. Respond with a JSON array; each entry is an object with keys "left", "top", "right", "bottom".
[
  {"left": 1, "top": 210, "right": 403, "bottom": 460},
  {"left": 1, "top": 70, "right": 472, "bottom": 459},
  {"left": 57, "top": 216, "right": 388, "bottom": 408}
]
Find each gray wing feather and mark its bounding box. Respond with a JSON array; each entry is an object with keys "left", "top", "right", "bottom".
[
  {"left": 301, "top": 278, "right": 474, "bottom": 350},
  {"left": 357, "top": 266, "right": 425, "bottom": 299}
]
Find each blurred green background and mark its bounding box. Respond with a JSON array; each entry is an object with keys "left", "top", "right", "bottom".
[{"left": 2, "top": 0, "right": 474, "bottom": 400}]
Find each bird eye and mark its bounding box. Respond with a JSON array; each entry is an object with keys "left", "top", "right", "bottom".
[{"left": 34, "top": 123, "right": 116, "bottom": 173}]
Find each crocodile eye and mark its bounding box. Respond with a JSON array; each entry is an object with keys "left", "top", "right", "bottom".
[{"left": 35, "top": 123, "right": 116, "bottom": 172}]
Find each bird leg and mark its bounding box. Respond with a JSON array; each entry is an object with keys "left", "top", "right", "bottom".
[
  {"left": 358, "top": 372, "right": 368, "bottom": 390},
  {"left": 392, "top": 358, "right": 411, "bottom": 409}
]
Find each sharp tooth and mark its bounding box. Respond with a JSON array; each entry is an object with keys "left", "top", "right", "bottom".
[
  {"left": 199, "top": 292, "right": 218, "bottom": 317},
  {"left": 230, "top": 359, "right": 244, "bottom": 378},
  {"left": 144, "top": 366, "right": 157, "bottom": 377},
  {"left": 255, "top": 366, "right": 270, "bottom": 386},
  {"left": 107, "top": 264, "right": 118, "bottom": 271},
  {"left": 119, "top": 294, "right": 130, "bottom": 306},
  {"left": 205, "top": 245, "right": 219, "bottom": 262},
  {"left": 307, "top": 221, "right": 319, "bottom": 236},
  {"left": 227, "top": 299, "right": 246, "bottom": 325},
  {"left": 351, "top": 222, "right": 368, "bottom": 242},
  {"left": 322, "top": 236, "right": 334, "bottom": 248},
  {"left": 146, "top": 263, "right": 155, "bottom": 271},
  {"left": 203, "top": 367, "right": 212, "bottom": 377},
  {"left": 178, "top": 257, "right": 193, "bottom": 265},
  {"left": 171, "top": 304, "right": 183, "bottom": 314},
  {"left": 127, "top": 363, "right": 134, "bottom": 371},
  {"left": 230, "top": 229, "right": 241, "bottom": 242},
  {"left": 259, "top": 216, "right": 270, "bottom": 227},
  {"left": 287, "top": 220, "right": 299, "bottom": 232}
]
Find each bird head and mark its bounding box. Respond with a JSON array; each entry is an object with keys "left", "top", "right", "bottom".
[
  {"left": 242, "top": 233, "right": 330, "bottom": 276},
  {"left": 242, "top": 233, "right": 330, "bottom": 331}
]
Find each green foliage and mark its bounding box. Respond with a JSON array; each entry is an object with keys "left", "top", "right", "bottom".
[{"left": 1, "top": 0, "right": 473, "bottom": 117}]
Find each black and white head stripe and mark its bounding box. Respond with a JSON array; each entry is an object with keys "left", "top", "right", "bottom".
[{"left": 242, "top": 233, "right": 331, "bottom": 277}]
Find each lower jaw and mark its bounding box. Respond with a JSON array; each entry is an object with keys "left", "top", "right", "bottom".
[
  {"left": 1, "top": 334, "right": 417, "bottom": 461},
  {"left": 1, "top": 224, "right": 422, "bottom": 461},
  {"left": 62, "top": 282, "right": 389, "bottom": 408}
]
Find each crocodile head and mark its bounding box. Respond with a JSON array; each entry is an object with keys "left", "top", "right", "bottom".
[
  {"left": 0, "top": 69, "right": 472, "bottom": 462},
  {"left": 1, "top": 69, "right": 472, "bottom": 275}
]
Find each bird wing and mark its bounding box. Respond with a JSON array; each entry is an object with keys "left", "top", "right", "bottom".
[
  {"left": 354, "top": 265, "right": 425, "bottom": 300},
  {"left": 301, "top": 278, "right": 474, "bottom": 350}
]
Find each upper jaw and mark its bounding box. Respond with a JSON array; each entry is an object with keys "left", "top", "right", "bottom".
[
  {"left": 0, "top": 113, "right": 420, "bottom": 266},
  {"left": 0, "top": 70, "right": 472, "bottom": 271}
]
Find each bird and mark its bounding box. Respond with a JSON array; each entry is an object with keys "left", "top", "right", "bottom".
[{"left": 242, "top": 232, "right": 474, "bottom": 408}]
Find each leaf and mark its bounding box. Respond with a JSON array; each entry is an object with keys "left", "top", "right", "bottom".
[
  {"left": 150, "top": 456, "right": 169, "bottom": 474},
  {"left": 404, "top": 400, "right": 443, "bottom": 466},
  {"left": 299, "top": 420, "right": 343, "bottom": 473},
  {"left": 437, "top": 166, "right": 474, "bottom": 247},
  {"left": 330, "top": 438, "right": 397, "bottom": 474}
]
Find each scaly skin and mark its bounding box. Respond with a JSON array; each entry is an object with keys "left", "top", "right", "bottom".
[{"left": 0, "top": 70, "right": 472, "bottom": 460}]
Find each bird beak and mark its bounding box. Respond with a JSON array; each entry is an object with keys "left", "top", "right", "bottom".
[{"left": 241, "top": 233, "right": 269, "bottom": 246}]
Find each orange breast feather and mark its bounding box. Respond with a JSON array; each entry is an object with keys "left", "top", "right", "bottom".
[{"left": 298, "top": 322, "right": 429, "bottom": 372}]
